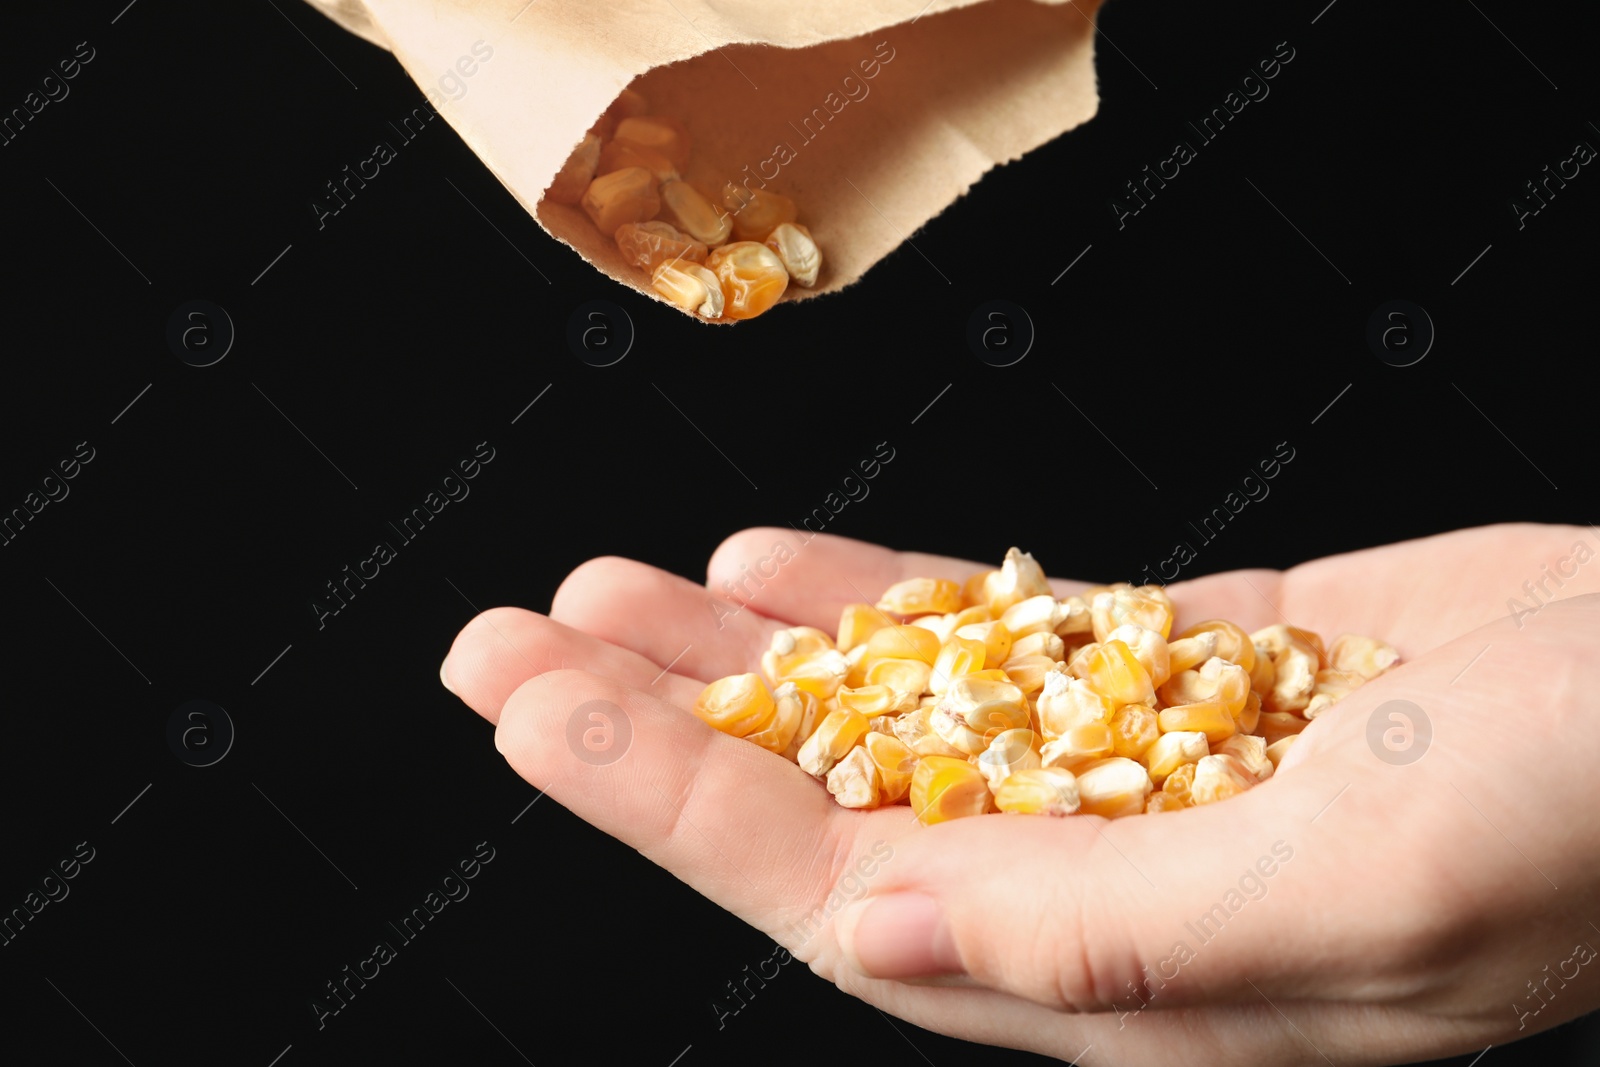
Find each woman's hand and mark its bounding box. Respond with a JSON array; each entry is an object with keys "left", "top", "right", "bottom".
[{"left": 440, "top": 523, "right": 1600, "bottom": 1065}]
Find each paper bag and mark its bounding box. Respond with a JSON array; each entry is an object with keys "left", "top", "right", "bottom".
[{"left": 303, "top": 0, "right": 1105, "bottom": 316}]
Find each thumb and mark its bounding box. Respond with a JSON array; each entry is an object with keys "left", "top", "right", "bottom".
[{"left": 828, "top": 764, "right": 1409, "bottom": 1014}]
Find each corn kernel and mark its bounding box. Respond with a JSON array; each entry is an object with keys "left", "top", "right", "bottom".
[
  {"left": 1036, "top": 671, "right": 1115, "bottom": 737},
  {"left": 1161, "top": 762, "right": 1197, "bottom": 807},
  {"left": 910, "top": 613, "right": 959, "bottom": 645},
  {"left": 1304, "top": 668, "right": 1366, "bottom": 719},
  {"left": 836, "top": 603, "right": 889, "bottom": 653},
  {"left": 827, "top": 746, "right": 881, "bottom": 809},
  {"left": 864, "top": 657, "right": 933, "bottom": 710},
  {"left": 1039, "top": 722, "right": 1114, "bottom": 772},
  {"left": 762, "top": 647, "right": 848, "bottom": 699},
  {"left": 779, "top": 685, "right": 824, "bottom": 762},
  {"left": 999, "top": 654, "right": 1056, "bottom": 696},
  {"left": 1166, "top": 631, "right": 1220, "bottom": 675},
  {"left": 930, "top": 637, "right": 986, "bottom": 695},
  {"left": 1141, "top": 730, "right": 1209, "bottom": 783},
  {"left": 1001, "top": 594, "right": 1067, "bottom": 639},
  {"left": 1238, "top": 690, "right": 1262, "bottom": 735},
  {"left": 693, "top": 673, "right": 774, "bottom": 737},
  {"left": 983, "top": 548, "right": 1053, "bottom": 615},
  {"left": 591, "top": 87, "right": 649, "bottom": 140},
  {"left": 837, "top": 684, "right": 900, "bottom": 718},
  {"left": 1109, "top": 703, "right": 1160, "bottom": 759},
  {"left": 596, "top": 140, "right": 679, "bottom": 183},
  {"left": 1055, "top": 595, "right": 1093, "bottom": 637},
  {"left": 1264, "top": 735, "right": 1298, "bottom": 769},
  {"left": 1213, "top": 734, "right": 1273, "bottom": 782},
  {"left": 723, "top": 185, "right": 798, "bottom": 241},
  {"left": 614, "top": 220, "right": 706, "bottom": 272},
  {"left": 650, "top": 259, "right": 723, "bottom": 318},
  {"left": 995, "top": 767, "right": 1081, "bottom": 816},
  {"left": 1145, "top": 792, "right": 1185, "bottom": 813},
  {"left": 1082, "top": 639, "right": 1157, "bottom": 707},
  {"left": 911, "top": 756, "right": 994, "bottom": 824},
  {"left": 1176, "top": 620, "right": 1256, "bottom": 673},
  {"left": 1190, "top": 753, "right": 1255, "bottom": 805},
  {"left": 706, "top": 241, "right": 788, "bottom": 320},
  {"left": 892, "top": 705, "right": 967, "bottom": 758},
  {"left": 930, "top": 676, "right": 1030, "bottom": 755},
  {"left": 977, "top": 728, "right": 1042, "bottom": 792},
  {"left": 769, "top": 626, "right": 834, "bottom": 657},
  {"left": 763, "top": 222, "right": 820, "bottom": 287},
  {"left": 659, "top": 179, "right": 733, "bottom": 246},
  {"left": 1254, "top": 710, "right": 1310, "bottom": 746},
  {"left": 1328, "top": 633, "right": 1400, "bottom": 681},
  {"left": 547, "top": 132, "right": 601, "bottom": 205},
  {"left": 1010, "top": 631, "right": 1066, "bottom": 662},
  {"left": 955, "top": 620, "right": 1013, "bottom": 668},
  {"left": 797, "top": 705, "right": 868, "bottom": 778},
  {"left": 1251, "top": 625, "right": 1321, "bottom": 714},
  {"left": 1090, "top": 587, "right": 1173, "bottom": 642},
  {"left": 581, "top": 166, "right": 660, "bottom": 235},
  {"left": 863, "top": 731, "right": 917, "bottom": 803},
  {"left": 877, "top": 577, "right": 963, "bottom": 617},
  {"left": 613, "top": 115, "right": 691, "bottom": 169},
  {"left": 1074, "top": 757, "right": 1152, "bottom": 818},
  {"left": 1157, "top": 700, "right": 1236, "bottom": 743},
  {"left": 1106, "top": 624, "right": 1170, "bottom": 686},
  {"left": 863, "top": 625, "right": 940, "bottom": 665},
  {"left": 745, "top": 680, "right": 804, "bottom": 754}
]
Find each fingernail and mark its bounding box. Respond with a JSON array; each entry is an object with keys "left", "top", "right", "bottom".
[
  {"left": 835, "top": 892, "right": 962, "bottom": 980},
  {"left": 439, "top": 659, "right": 455, "bottom": 694}
]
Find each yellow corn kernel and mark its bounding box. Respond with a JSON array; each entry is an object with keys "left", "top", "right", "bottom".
[
  {"left": 1000, "top": 594, "right": 1067, "bottom": 639},
  {"left": 1039, "top": 722, "right": 1114, "bottom": 772},
  {"left": 963, "top": 668, "right": 1013, "bottom": 683},
  {"left": 1238, "top": 690, "right": 1261, "bottom": 735},
  {"left": 614, "top": 221, "right": 707, "bottom": 272},
  {"left": 693, "top": 673, "right": 775, "bottom": 737},
  {"left": 778, "top": 685, "right": 824, "bottom": 762},
  {"left": 950, "top": 605, "right": 993, "bottom": 628},
  {"left": 930, "top": 637, "right": 987, "bottom": 695},
  {"left": 995, "top": 766, "right": 1081, "bottom": 816},
  {"left": 1066, "top": 641, "right": 1100, "bottom": 679},
  {"left": 723, "top": 185, "right": 798, "bottom": 241},
  {"left": 1141, "top": 730, "right": 1209, "bottom": 783},
  {"left": 867, "top": 714, "right": 897, "bottom": 735},
  {"left": 1145, "top": 792, "right": 1185, "bottom": 814},
  {"left": 659, "top": 179, "right": 733, "bottom": 246},
  {"left": 1010, "top": 631, "right": 1065, "bottom": 662},
  {"left": 706, "top": 241, "right": 789, "bottom": 320},
  {"left": 612, "top": 115, "right": 691, "bottom": 169},
  {"left": 1159, "top": 658, "right": 1250, "bottom": 717},
  {"left": 977, "top": 728, "right": 1042, "bottom": 792},
  {"left": 837, "top": 684, "right": 900, "bottom": 717},
  {"left": 1090, "top": 586, "right": 1174, "bottom": 642},
  {"left": 955, "top": 621, "right": 1013, "bottom": 668},
  {"left": 769, "top": 626, "right": 835, "bottom": 657},
  {"left": 596, "top": 140, "right": 679, "bottom": 183},
  {"left": 1304, "top": 668, "right": 1366, "bottom": 719},
  {"left": 1249, "top": 642, "right": 1276, "bottom": 699},
  {"left": 1037, "top": 671, "right": 1115, "bottom": 737},
  {"left": 1254, "top": 710, "right": 1309, "bottom": 746},
  {"left": 1157, "top": 700, "right": 1236, "bottom": 743},
  {"left": 547, "top": 132, "right": 602, "bottom": 205},
  {"left": 1166, "top": 631, "right": 1220, "bottom": 675},
  {"left": 1109, "top": 703, "right": 1160, "bottom": 759},
  {"left": 1264, "top": 735, "right": 1298, "bottom": 769},
  {"left": 1083, "top": 640, "right": 1157, "bottom": 707},
  {"left": 1213, "top": 734, "right": 1273, "bottom": 782},
  {"left": 1074, "top": 757, "right": 1153, "bottom": 819},
  {"left": 1105, "top": 624, "right": 1170, "bottom": 687},
  {"left": 864, "top": 657, "right": 933, "bottom": 710},
  {"left": 581, "top": 166, "right": 660, "bottom": 235},
  {"left": 863, "top": 625, "right": 941, "bottom": 666},
  {"left": 1176, "top": 620, "right": 1256, "bottom": 673},
  {"left": 650, "top": 259, "right": 723, "bottom": 319},
  {"left": 591, "top": 87, "right": 649, "bottom": 140},
  {"left": 827, "top": 746, "right": 881, "bottom": 809},
  {"left": 745, "top": 680, "right": 804, "bottom": 754},
  {"left": 1251, "top": 625, "right": 1322, "bottom": 714},
  {"left": 963, "top": 569, "right": 998, "bottom": 609},
  {"left": 1190, "top": 753, "right": 1256, "bottom": 805},
  {"left": 877, "top": 577, "right": 963, "bottom": 617},
  {"left": 911, "top": 756, "right": 994, "bottom": 825},
  {"left": 796, "top": 706, "right": 868, "bottom": 778},
  {"left": 930, "top": 676, "right": 1030, "bottom": 755},
  {"left": 982, "top": 548, "right": 1053, "bottom": 615},
  {"left": 843, "top": 644, "right": 870, "bottom": 687},
  {"left": 763, "top": 647, "right": 848, "bottom": 699},
  {"left": 999, "top": 655, "right": 1056, "bottom": 696},
  {"left": 863, "top": 731, "right": 917, "bottom": 803},
  {"left": 836, "top": 603, "right": 889, "bottom": 653},
  {"left": 891, "top": 705, "right": 967, "bottom": 758},
  {"left": 1161, "top": 761, "right": 1197, "bottom": 807},
  {"left": 910, "top": 612, "right": 959, "bottom": 645},
  {"left": 1055, "top": 595, "right": 1093, "bottom": 637},
  {"left": 1328, "top": 633, "right": 1400, "bottom": 681},
  {"left": 763, "top": 221, "right": 820, "bottom": 287}
]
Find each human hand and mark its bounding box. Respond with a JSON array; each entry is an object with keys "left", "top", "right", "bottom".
[{"left": 440, "top": 523, "right": 1600, "bottom": 1065}]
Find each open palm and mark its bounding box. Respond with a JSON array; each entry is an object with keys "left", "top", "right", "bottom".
[{"left": 442, "top": 523, "right": 1600, "bottom": 1066}]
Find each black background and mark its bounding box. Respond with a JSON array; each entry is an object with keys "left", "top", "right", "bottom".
[{"left": 1, "top": 0, "right": 1595, "bottom": 1064}]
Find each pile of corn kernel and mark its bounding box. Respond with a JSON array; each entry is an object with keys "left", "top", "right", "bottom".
[
  {"left": 693, "top": 549, "right": 1400, "bottom": 824},
  {"left": 544, "top": 88, "right": 821, "bottom": 321}
]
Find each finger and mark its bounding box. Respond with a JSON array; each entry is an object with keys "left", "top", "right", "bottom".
[
  {"left": 440, "top": 607, "right": 705, "bottom": 725},
  {"left": 706, "top": 527, "right": 1096, "bottom": 632},
  {"left": 549, "top": 556, "right": 779, "bottom": 681},
  {"left": 493, "top": 667, "right": 920, "bottom": 936}
]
